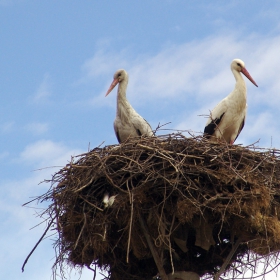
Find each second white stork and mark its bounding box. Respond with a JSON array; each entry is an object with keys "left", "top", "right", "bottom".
[
  {"left": 204, "top": 59, "right": 258, "bottom": 144},
  {"left": 105, "top": 69, "right": 154, "bottom": 143}
]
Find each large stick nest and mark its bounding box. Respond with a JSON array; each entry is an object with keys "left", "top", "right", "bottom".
[{"left": 38, "top": 134, "right": 280, "bottom": 279}]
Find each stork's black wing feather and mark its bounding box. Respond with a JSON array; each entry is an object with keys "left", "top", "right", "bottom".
[
  {"left": 115, "top": 129, "right": 121, "bottom": 144},
  {"left": 144, "top": 118, "right": 153, "bottom": 134},
  {"left": 133, "top": 117, "right": 154, "bottom": 137},
  {"left": 234, "top": 117, "right": 245, "bottom": 143},
  {"left": 136, "top": 128, "right": 142, "bottom": 136},
  {"left": 204, "top": 112, "right": 225, "bottom": 138}
]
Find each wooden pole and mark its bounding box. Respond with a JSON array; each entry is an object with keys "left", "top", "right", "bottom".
[{"left": 138, "top": 213, "right": 168, "bottom": 280}]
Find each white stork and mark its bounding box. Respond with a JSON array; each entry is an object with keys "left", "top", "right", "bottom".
[
  {"left": 204, "top": 59, "right": 258, "bottom": 144},
  {"left": 105, "top": 69, "right": 154, "bottom": 143}
]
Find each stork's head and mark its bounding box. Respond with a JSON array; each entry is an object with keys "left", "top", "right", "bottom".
[
  {"left": 231, "top": 59, "right": 258, "bottom": 87},
  {"left": 105, "top": 69, "right": 129, "bottom": 96},
  {"left": 113, "top": 69, "right": 128, "bottom": 82},
  {"left": 231, "top": 59, "right": 246, "bottom": 72}
]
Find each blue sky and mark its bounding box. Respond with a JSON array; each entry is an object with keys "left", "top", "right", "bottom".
[{"left": 1, "top": 1, "right": 280, "bottom": 279}]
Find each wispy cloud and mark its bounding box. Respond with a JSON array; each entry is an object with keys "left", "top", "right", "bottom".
[
  {"left": 82, "top": 35, "right": 242, "bottom": 103},
  {"left": 24, "top": 122, "right": 49, "bottom": 136},
  {"left": 0, "top": 121, "right": 15, "bottom": 134},
  {"left": 19, "top": 139, "right": 82, "bottom": 168},
  {"left": 0, "top": 139, "right": 89, "bottom": 279},
  {"left": 33, "top": 73, "right": 52, "bottom": 103},
  {"left": 80, "top": 33, "right": 280, "bottom": 147},
  {"left": 241, "top": 112, "right": 280, "bottom": 148},
  {"left": 83, "top": 33, "right": 280, "bottom": 103}
]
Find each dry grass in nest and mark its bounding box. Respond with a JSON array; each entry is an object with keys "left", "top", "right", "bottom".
[{"left": 23, "top": 133, "right": 280, "bottom": 280}]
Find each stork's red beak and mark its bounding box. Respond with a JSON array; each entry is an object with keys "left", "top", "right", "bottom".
[
  {"left": 105, "top": 78, "right": 119, "bottom": 96},
  {"left": 241, "top": 68, "right": 258, "bottom": 87}
]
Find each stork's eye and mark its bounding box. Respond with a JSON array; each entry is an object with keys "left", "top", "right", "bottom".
[{"left": 237, "top": 63, "right": 241, "bottom": 67}]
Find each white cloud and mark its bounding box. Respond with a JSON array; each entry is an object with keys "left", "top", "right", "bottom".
[
  {"left": 79, "top": 48, "right": 131, "bottom": 82},
  {"left": 24, "top": 122, "right": 49, "bottom": 135},
  {"left": 0, "top": 121, "right": 15, "bottom": 133},
  {"left": 4, "top": 139, "right": 83, "bottom": 202},
  {"left": 175, "top": 111, "right": 206, "bottom": 135},
  {"left": 82, "top": 34, "right": 280, "bottom": 105},
  {"left": 81, "top": 35, "right": 239, "bottom": 102},
  {"left": 0, "top": 139, "right": 96, "bottom": 280},
  {"left": 33, "top": 73, "right": 52, "bottom": 103},
  {"left": 19, "top": 139, "right": 82, "bottom": 168},
  {"left": 241, "top": 111, "right": 280, "bottom": 148},
  {"left": 79, "top": 33, "right": 280, "bottom": 149}
]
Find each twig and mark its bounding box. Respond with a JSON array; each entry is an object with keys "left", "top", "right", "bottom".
[
  {"left": 74, "top": 211, "right": 87, "bottom": 250},
  {"left": 154, "top": 122, "right": 172, "bottom": 133},
  {"left": 22, "top": 216, "right": 55, "bottom": 272},
  {"left": 126, "top": 191, "right": 134, "bottom": 263},
  {"left": 82, "top": 197, "right": 103, "bottom": 211},
  {"left": 74, "top": 177, "right": 94, "bottom": 193}
]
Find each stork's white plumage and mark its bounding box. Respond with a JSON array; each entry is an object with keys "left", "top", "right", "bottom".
[
  {"left": 204, "top": 59, "right": 258, "bottom": 144},
  {"left": 105, "top": 69, "right": 154, "bottom": 143}
]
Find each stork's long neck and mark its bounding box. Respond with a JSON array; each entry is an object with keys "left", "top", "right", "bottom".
[
  {"left": 116, "top": 79, "right": 131, "bottom": 123},
  {"left": 232, "top": 69, "right": 247, "bottom": 101}
]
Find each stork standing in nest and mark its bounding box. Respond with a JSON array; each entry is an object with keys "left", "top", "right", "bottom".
[
  {"left": 204, "top": 59, "right": 258, "bottom": 144},
  {"left": 106, "top": 69, "right": 154, "bottom": 143}
]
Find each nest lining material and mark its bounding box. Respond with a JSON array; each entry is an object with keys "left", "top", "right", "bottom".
[{"left": 39, "top": 134, "right": 280, "bottom": 279}]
